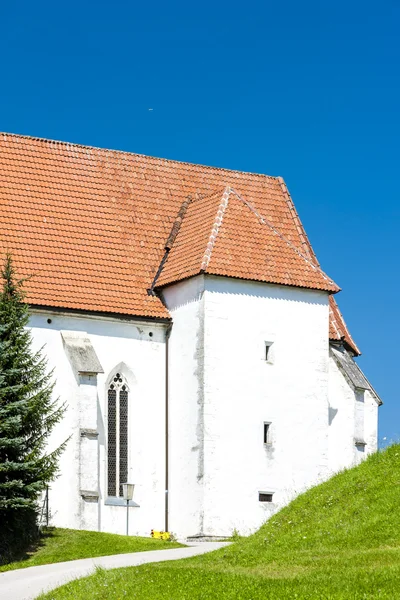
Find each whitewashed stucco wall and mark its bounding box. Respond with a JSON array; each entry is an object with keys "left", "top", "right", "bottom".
[
  {"left": 161, "top": 276, "right": 206, "bottom": 538},
  {"left": 327, "top": 354, "right": 357, "bottom": 472},
  {"left": 27, "top": 277, "right": 379, "bottom": 540},
  {"left": 328, "top": 353, "right": 378, "bottom": 473},
  {"left": 29, "top": 311, "right": 167, "bottom": 537},
  {"left": 162, "top": 275, "right": 332, "bottom": 538},
  {"left": 201, "top": 276, "right": 331, "bottom": 536},
  {"left": 364, "top": 390, "right": 379, "bottom": 453}
]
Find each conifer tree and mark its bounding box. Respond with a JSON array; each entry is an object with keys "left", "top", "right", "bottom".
[{"left": 0, "top": 254, "right": 66, "bottom": 561}]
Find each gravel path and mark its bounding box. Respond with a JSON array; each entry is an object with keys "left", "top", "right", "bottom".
[{"left": 0, "top": 542, "right": 230, "bottom": 600}]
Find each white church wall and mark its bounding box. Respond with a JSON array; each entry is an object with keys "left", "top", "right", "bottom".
[
  {"left": 364, "top": 390, "right": 378, "bottom": 453},
  {"left": 327, "top": 354, "right": 379, "bottom": 473},
  {"left": 29, "top": 315, "right": 81, "bottom": 529},
  {"left": 29, "top": 311, "right": 167, "bottom": 537},
  {"left": 163, "top": 276, "right": 379, "bottom": 538},
  {"left": 327, "top": 354, "right": 356, "bottom": 472},
  {"left": 201, "top": 276, "right": 331, "bottom": 537},
  {"left": 27, "top": 285, "right": 379, "bottom": 540},
  {"left": 161, "top": 276, "right": 206, "bottom": 539},
  {"left": 77, "top": 375, "right": 100, "bottom": 530}
]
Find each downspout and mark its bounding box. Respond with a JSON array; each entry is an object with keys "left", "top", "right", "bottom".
[
  {"left": 165, "top": 322, "right": 173, "bottom": 532},
  {"left": 148, "top": 196, "right": 192, "bottom": 531}
]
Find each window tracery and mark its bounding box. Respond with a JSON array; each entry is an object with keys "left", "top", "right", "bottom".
[{"left": 107, "top": 372, "right": 129, "bottom": 497}]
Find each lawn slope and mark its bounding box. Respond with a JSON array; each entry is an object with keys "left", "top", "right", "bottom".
[
  {"left": 0, "top": 528, "right": 182, "bottom": 572},
  {"left": 39, "top": 445, "right": 400, "bottom": 599}
]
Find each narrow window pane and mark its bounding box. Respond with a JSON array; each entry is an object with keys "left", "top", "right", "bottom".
[
  {"left": 107, "top": 388, "right": 117, "bottom": 497},
  {"left": 263, "top": 423, "right": 270, "bottom": 444},
  {"left": 119, "top": 389, "right": 129, "bottom": 497},
  {"left": 265, "top": 342, "right": 273, "bottom": 362}
]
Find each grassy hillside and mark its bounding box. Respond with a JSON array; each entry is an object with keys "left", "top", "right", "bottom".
[
  {"left": 0, "top": 528, "right": 182, "bottom": 572},
  {"left": 40, "top": 445, "right": 400, "bottom": 599}
]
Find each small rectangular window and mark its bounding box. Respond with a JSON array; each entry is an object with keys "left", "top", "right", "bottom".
[
  {"left": 355, "top": 439, "right": 366, "bottom": 448},
  {"left": 259, "top": 492, "right": 273, "bottom": 502},
  {"left": 263, "top": 422, "right": 271, "bottom": 444},
  {"left": 264, "top": 342, "right": 273, "bottom": 362}
]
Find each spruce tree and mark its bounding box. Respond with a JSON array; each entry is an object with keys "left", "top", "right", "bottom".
[{"left": 0, "top": 254, "right": 66, "bottom": 562}]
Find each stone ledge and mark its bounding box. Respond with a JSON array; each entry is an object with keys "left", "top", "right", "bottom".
[
  {"left": 105, "top": 496, "right": 140, "bottom": 507},
  {"left": 80, "top": 428, "right": 99, "bottom": 439},
  {"left": 81, "top": 490, "right": 99, "bottom": 502}
]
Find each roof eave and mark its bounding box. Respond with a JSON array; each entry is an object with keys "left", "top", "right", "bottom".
[
  {"left": 155, "top": 270, "right": 339, "bottom": 294},
  {"left": 29, "top": 303, "right": 172, "bottom": 324},
  {"left": 329, "top": 342, "right": 382, "bottom": 405}
]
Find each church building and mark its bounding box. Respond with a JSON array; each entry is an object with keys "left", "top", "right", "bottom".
[{"left": 0, "top": 133, "right": 381, "bottom": 539}]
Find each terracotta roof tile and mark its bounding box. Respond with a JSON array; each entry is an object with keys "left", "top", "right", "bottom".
[
  {"left": 0, "top": 133, "right": 359, "bottom": 352},
  {"left": 156, "top": 187, "right": 339, "bottom": 293},
  {"left": 329, "top": 296, "right": 361, "bottom": 355}
]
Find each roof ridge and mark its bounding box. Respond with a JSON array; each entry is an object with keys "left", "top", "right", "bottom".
[
  {"left": 276, "top": 177, "right": 359, "bottom": 355},
  {"left": 0, "top": 132, "right": 278, "bottom": 181},
  {"left": 149, "top": 188, "right": 227, "bottom": 291},
  {"left": 148, "top": 194, "right": 194, "bottom": 295},
  {"left": 329, "top": 301, "right": 342, "bottom": 338},
  {"left": 229, "top": 188, "right": 340, "bottom": 290},
  {"left": 329, "top": 296, "right": 361, "bottom": 355},
  {"left": 165, "top": 195, "right": 194, "bottom": 250},
  {"left": 277, "top": 176, "right": 319, "bottom": 263},
  {"left": 200, "top": 187, "right": 231, "bottom": 271}
]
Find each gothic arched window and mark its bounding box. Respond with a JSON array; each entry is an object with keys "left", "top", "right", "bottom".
[{"left": 107, "top": 372, "right": 129, "bottom": 497}]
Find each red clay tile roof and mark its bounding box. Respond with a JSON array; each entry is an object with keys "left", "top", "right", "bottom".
[
  {"left": 0, "top": 132, "right": 359, "bottom": 353},
  {"left": 278, "top": 179, "right": 360, "bottom": 354},
  {"left": 155, "top": 187, "right": 339, "bottom": 293},
  {"left": 329, "top": 296, "right": 361, "bottom": 355}
]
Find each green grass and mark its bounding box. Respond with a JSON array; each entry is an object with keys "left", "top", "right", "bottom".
[
  {"left": 38, "top": 445, "right": 400, "bottom": 599},
  {"left": 0, "top": 527, "right": 182, "bottom": 572}
]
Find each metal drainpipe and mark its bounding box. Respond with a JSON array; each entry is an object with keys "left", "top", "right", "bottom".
[{"left": 165, "top": 322, "right": 172, "bottom": 532}]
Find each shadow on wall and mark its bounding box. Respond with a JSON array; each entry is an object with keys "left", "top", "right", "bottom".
[
  {"left": 30, "top": 311, "right": 165, "bottom": 343},
  {"left": 329, "top": 406, "right": 338, "bottom": 425}
]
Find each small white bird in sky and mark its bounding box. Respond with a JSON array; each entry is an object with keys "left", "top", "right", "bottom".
[{"left": 148, "top": 108, "right": 153, "bottom": 111}]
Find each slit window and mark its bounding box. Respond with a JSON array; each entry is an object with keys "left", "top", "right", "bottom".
[
  {"left": 263, "top": 422, "right": 271, "bottom": 445},
  {"left": 107, "top": 373, "right": 129, "bottom": 498},
  {"left": 259, "top": 492, "right": 273, "bottom": 502},
  {"left": 264, "top": 342, "right": 273, "bottom": 362}
]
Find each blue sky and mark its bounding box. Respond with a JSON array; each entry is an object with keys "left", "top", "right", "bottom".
[{"left": 0, "top": 1, "right": 398, "bottom": 444}]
